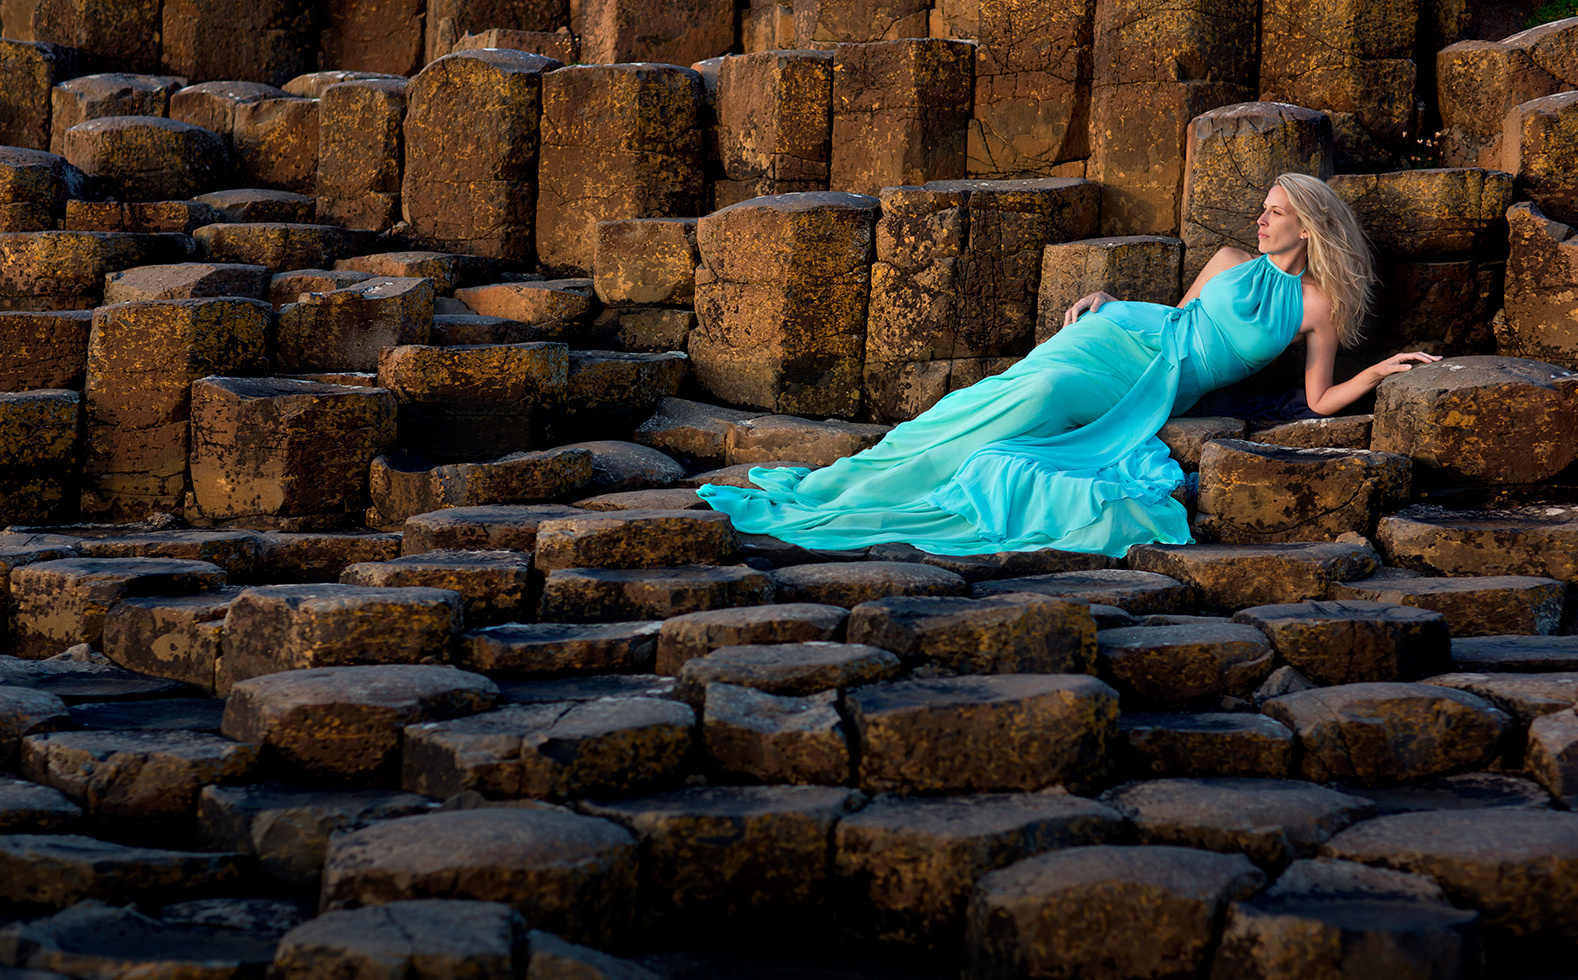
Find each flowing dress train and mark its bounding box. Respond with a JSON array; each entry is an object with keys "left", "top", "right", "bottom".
[{"left": 697, "top": 253, "right": 1306, "bottom": 558}]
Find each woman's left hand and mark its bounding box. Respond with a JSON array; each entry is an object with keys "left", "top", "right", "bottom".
[{"left": 1369, "top": 351, "right": 1443, "bottom": 378}]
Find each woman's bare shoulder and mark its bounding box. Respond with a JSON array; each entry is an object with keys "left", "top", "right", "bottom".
[{"left": 1215, "top": 246, "right": 1255, "bottom": 264}]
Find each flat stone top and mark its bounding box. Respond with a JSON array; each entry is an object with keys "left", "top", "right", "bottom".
[
  {"left": 1337, "top": 772, "right": 1554, "bottom": 817},
  {"left": 326, "top": 807, "right": 635, "bottom": 869},
  {"left": 1100, "top": 777, "right": 1374, "bottom": 828},
  {"left": 1120, "top": 712, "right": 1291, "bottom": 737},
  {"left": 1322, "top": 809, "right": 1578, "bottom": 864},
  {"left": 15, "top": 556, "right": 227, "bottom": 580},
  {"left": 366, "top": 551, "right": 534, "bottom": 571},
  {"left": 1385, "top": 504, "right": 1578, "bottom": 530},
  {"left": 25, "top": 728, "right": 248, "bottom": 756},
  {"left": 695, "top": 642, "right": 897, "bottom": 670},
  {"left": 1140, "top": 542, "right": 1376, "bottom": 563},
  {"left": 471, "top": 621, "right": 662, "bottom": 643},
  {"left": 235, "top": 583, "right": 463, "bottom": 607},
  {"left": 848, "top": 673, "right": 1117, "bottom": 713},
  {"left": 68, "top": 115, "right": 218, "bottom": 136},
  {"left": 1265, "top": 680, "right": 1504, "bottom": 714},
  {"left": 836, "top": 791, "right": 1121, "bottom": 836},
  {"left": 1098, "top": 623, "right": 1270, "bottom": 648},
  {"left": 978, "top": 844, "right": 1264, "bottom": 899},
  {"left": 498, "top": 675, "right": 676, "bottom": 704},
  {"left": 0, "top": 832, "right": 241, "bottom": 863},
  {"left": 1452, "top": 635, "right": 1578, "bottom": 671},
  {"left": 1340, "top": 574, "right": 1565, "bottom": 594},
  {"left": 195, "top": 376, "right": 386, "bottom": 399},
  {"left": 1234, "top": 600, "right": 1447, "bottom": 625},
  {"left": 1379, "top": 356, "right": 1578, "bottom": 394},
  {"left": 660, "top": 603, "right": 848, "bottom": 629},
  {"left": 226, "top": 665, "right": 498, "bottom": 707},
  {"left": 584, "top": 784, "right": 860, "bottom": 821},
  {"left": 537, "top": 509, "right": 733, "bottom": 527},
  {"left": 0, "top": 658, "right": 193, "bottom": 704},
  {"left": 710, "top": 191, "right": 880, "bottom": 215}
]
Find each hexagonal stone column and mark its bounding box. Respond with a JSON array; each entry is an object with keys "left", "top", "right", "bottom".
[
  {"left": 714, "top": 50, "right": 831, "bottom": 206},
  {"left": 0, "top": 389, "right": 78, "bottom": 526},
  {"left": 1436, "top": 19, "right": 1578, "bottom": 168},
  {"left": 219, "top": 584, "right": 463, "bottom": 686},
  {"left": 1371, "top": 355, "right": 1578, "bottom": 484},
  {"left": 829, "top": 39, "right": 972, "bottom": 196},
  {"left": 847, "top": 673, "right": 1118, "bottom": 793},
  {"left": 966, "top": 845, "right": 1264, "bottom": 979},
  {"left": 82, "top": 297, "right": 270, "bottom": 520},
  {"left": 835, "top": 792, "right": 1121, "bottom": 949},
  {"left": 1329, "top": 572, "right": 1566, "bottom": 636},
  {"left": 1097, "top": 622, "right": 1274, "bottom": 705},
  {"left": 272, "top": 901, "right": 528, "bottom": 979},
  {"left": 1234, "top": 600, "right": 1452, "bottom": 685},
  {"left": 536, "top": 64, "right": 705, "bottom": 275},
  {"left": 0, "top": 833, "right": 245, "bottom": 911},
  {"left": 315, "top": 78, "right": 408, "bottom": 232},
  {"left": 1263, "top": 681, "right": 1509, "bottom": 785},
  {"left": 0, "top": 38, "right": 75, "bottom": 151},
  {"left": 1500, "top": 203, "right": 1578, "bottom": 370},
  {"left": 1128, "top": 541, "right": 1380, "bottom": 611},
  {"left": 1035, "top": 235, "right": 1183, "bottom": 343},
  {"left": 62, "top": 116, "right": 231, "bottom": 201},
  {"left": 1179, "top": 102, "right": 1335, "bottom": 281},
  {"left": 402, "top": 51, "right": 557, "bottom": 263},
  {"left": 1194, "top": 440, "right": 1411, "bottom": 543},
  {"left": 846, "top": 593, "right": 1096, "bottom": 674},
  {"left": 10, "top": 556, "right": 226, "bottom": 659},
  {"left": 223, "top": 664, "right": 497, "bottom": 784},
  {"left": 321, "top": 807, "right": 636, "bottom": 946},
  {"left": 189, "top": 378, "right": 396, "bottom": 525},
  {"left": 160, "top": 0, "right": 316, "bottom": 88},
  {"left": 582, "top": 785, "right": 862, "bottom": 936},
  {"left": 276, "top": 276, "right": 433, "bottom": 374},
  {"left": 101, "top": 588, "right": 240, "bottom": 692},
  {"left": 376, "top": 342, "right": 568, "bottom": 461}
]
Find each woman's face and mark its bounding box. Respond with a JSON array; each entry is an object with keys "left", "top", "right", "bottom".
[{"left": 1256, "top": 185, "right": 1306, "bottom": 257}]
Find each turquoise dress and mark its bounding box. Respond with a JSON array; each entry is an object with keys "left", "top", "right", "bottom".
[{"left": 697, "top": 253, "right": 1305, "bottom": 558}]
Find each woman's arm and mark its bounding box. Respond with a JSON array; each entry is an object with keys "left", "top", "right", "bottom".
[{"left": 1302, "top": 290, "right": 1442, "bottom": 415}]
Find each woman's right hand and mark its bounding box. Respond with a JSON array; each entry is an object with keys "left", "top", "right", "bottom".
[{"left": 1064, "top": 291, "right": 1118, "bottom": 327}]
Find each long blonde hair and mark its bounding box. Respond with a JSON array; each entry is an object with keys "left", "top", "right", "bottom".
[{"left": 1275, "top": 172, "right": 1375, "bottom": 348}]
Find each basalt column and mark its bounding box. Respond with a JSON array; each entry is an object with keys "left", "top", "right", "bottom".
[{"left": 403, "top": 49, "right": 560, "bottom": 265}]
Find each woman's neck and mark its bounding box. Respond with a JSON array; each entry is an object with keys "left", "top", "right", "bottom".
[{"left": 1268, "top": 248, "right": 1308, "bottom": 277}]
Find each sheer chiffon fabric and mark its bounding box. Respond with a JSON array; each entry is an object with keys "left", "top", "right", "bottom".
[{"left": 698, "top": 254, "right": 1305, "bottom": 557}]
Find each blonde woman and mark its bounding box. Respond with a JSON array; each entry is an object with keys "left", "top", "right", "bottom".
[{"left": 700, "top": 173, "right": 1439, "bottom": 558}]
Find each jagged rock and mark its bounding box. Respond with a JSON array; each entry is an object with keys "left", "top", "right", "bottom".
[
  {"left": 340, "top": 551, "right": 534, "bottom": 628},
  {"left": 0, "top": 901, "right": 279, "bottom": 977},
  {"left": 1346, "top": 772, "right": 1554, "bottom": 816},
  {"left": 972, "top": 568, "right": 1192, "bottom": 614},
  {"left": 189, "top": 377, "right": 396, "bottom": 523},
  {"left": 691, "top": 192, "right": 879, "bottom": 417},
  {"left": 769, "top": 561, "right": 967, "bottom": 608},
  {"left": 0, "top": 147, "right": 78, "bottom": 233},
  {"left": 270, "top": 267, "right": 370, "bottom": 308},
  {"left": 1526, "top": 710, "right": 1578, "bottom": 808},
  {"left": 1100, "top": 777, "right": 1374, "bottom": 871},
  {"left": 98, "top": 583, "right": 238, "bottom": 691},
  {"left": 461, "top": 622, "right": 661, "bottom": 677},
  {"left": 1119, "top": 712, "right": 1293, "bottom": 779},
  {"left": 403, "top": 698, "right": 693, "bottom": 800},
  {"left": 221, "top": 664, "right": 499, "bottom": 784},
  {"left": 62, "top": 116, "right": 230, "bottom": 201},
  {"left": 1328, "top": 573, "right": 1566, "bottom": 636},
  {"left": 72, "top": 530, "right": 259, "bottom": 578},
  {"left": 1329, "top": 168, "right": 1513, "bottom": 257},
  {"left": 534, "top": 510, "right": 738, "bottom": 572},
  {"left": 581, "top": 785, "right": 862, "bottom": 934},
  {"left": 674, "top": 641, "right": 901, "bottom": 706},
  {"left": 197, "top": 783, "right": 432, "bottom": 889},
  {"left": 337, "top": 252, "right": 497, "bottom": 295},
  {"left": 253, "top": 531, "right": 402, "bottom": 583},
  {"left": 1128, "top": 542, "right": 1379, "bottom": 611},
  {"left": 702, "top": 685, "right": 850, "bottom": 785},
  {"left": 271, "top": 901, "right": 528, "bottom": 979},
  {"left": 539, "top": 565, "right": 774, "bottom": 623},
  {"left": 10, "top": 557, "right": 226, "bottom": 659},
  {"left": 1249, "top": 414, "right": 1374, "bottom": 450},
  {"left": 1213, "top": 858, "right": 1481, "bottom": 980},
  {"left": 0, "top": 775, "right": 79, "bottom": 833},
  {"left": 1193, "top": 440, "right": 1410, "bottom": 543},
  {"left": 1452, "top": 634, "right": 1578, "bottom": 672},
  {"left": 847, "top": 674, "right": 1118, "bottom": 793},
  {"left": 196, "top": 187, "right": 316, "bottom": 223},
  {"left": 321, "top": 807, "right": 637, "bottom": 946},
  {"left": 276, "top": 277, "right": 434, "bottom": 373},
  {"left": 1157, "top": 417, "right": 1247, "bottom": 472},
  {"left": 536, "top": 63, "right": 704, "bottom": 275},
  {"left": 370, "top": 448, "right": 593, "bottom": 524},
  {"left": 1423, "top": 672, "right": 1578, "bottom": 740},
  {"left": 1263, "top": 682, "right": 1509, "bottom": 785},
  {"left": 655, "top": 603, "right": 848, "bottom": 676},
  {"left": 1232, "top": 600, "right": 1453, "bottom": 685},
  {"left": 586, "top": 306, "right": 695, "bottom": 353},
  {"left": 1370, "top": 356, "right": 1578, "bottom": 485},
  {"left": 1097, "top": 623, "right": 1274, "bottom": 705},
  {"left": 563, "top": 351, "right": 688, "bottom": 438},
  {"left": 219, "top": 584, "right": 462, "bottom": 686},
  {"left": 846, "top": 593, "right": 1095, "bottom": 675},
  {"left": 402, "top": 504, "right": 585, "bottom": 555},
  {"left": 526, "top": 930, "right": 662, "bottom": 980},
  {"left": 1501, "top": 203, "right": 1578, "bottom": 370},
  {"left": 1321, "top": 809, "right": 1578, "bottom": 945},
  {"left": 431, "top": 313, "right": 537, "bottom": 346},
  {"left": 967, "top": 845, "right": 1265, "bottom": 980},
  {"left": 0, "top": 834, "right": 244, "bottom": 911}
]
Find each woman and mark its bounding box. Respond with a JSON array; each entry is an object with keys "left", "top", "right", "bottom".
[{"left": 698, "top": 173, "right": 1440, "bottom": 558}]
